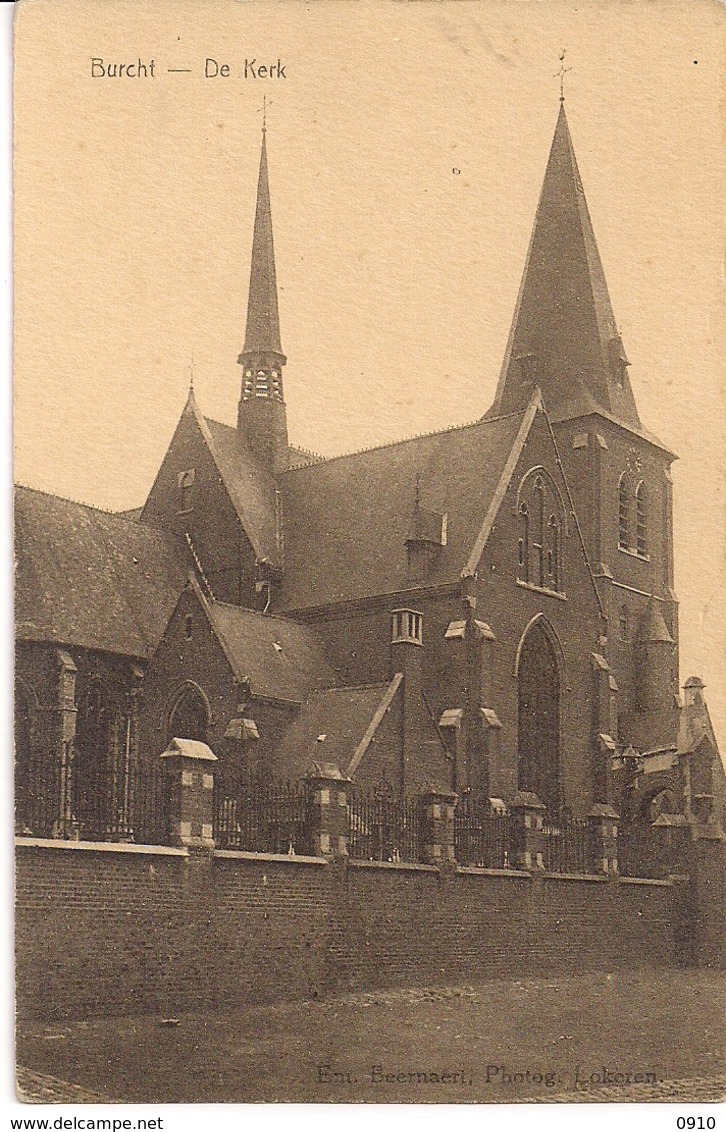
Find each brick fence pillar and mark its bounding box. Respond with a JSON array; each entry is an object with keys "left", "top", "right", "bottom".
[
  {"left": 304, "top": 763, "right": 350, "bottom": 859},
  {"left": 418, "top": 790, "right": 458, "bottom": 866},
  {"left": 587, "top": 804, "right": 620, "bottom": 874},
  {"left": 510, "top": 791, "right": 546, "bottom": 870},
  {"left": 160, "top": 738, "right": 217, "bottom": 849}
]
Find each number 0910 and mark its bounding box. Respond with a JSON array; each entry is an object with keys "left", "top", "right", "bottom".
[{"left": 677, "top": 1120, "right": 715, "bottom": 1129}]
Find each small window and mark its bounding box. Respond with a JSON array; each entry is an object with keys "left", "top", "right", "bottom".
[
  {"left": 178, "top": 468, "right": 195, "bottom": 513},
  {"left": 635, "top": 482, "right": 647, "bottom": 556},
  {"left": 392, "top": 608, "right": 423, "bottom": 645},
  {"left": 619, "top": 606, "right": 629, "bottom": 640},
  {"left": 184, "top": 614, "right": 193, "bottom": 641}
]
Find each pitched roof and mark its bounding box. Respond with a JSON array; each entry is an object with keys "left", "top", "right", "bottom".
[
  {"left": 15, "top": 485, "right": 189, "bottom": 657},
  {"left": 488, "top": 104, "right": 643, "bottom": 434},
  {"left": 203, "top": 598, "right": 337, "bottom": 703},
  {"left": 277, "top": 408, "right": 528, "bottom": 610},
  {"left": 274, "top": 682, "right": 392, "bottom": 780},
  {"left": 202, "top": 412, "right": 280, "bottom": 565}
]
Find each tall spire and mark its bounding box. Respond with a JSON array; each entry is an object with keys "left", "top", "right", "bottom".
[
  {"left": 488, "top": 103, "right": 641, "bottom": 431},
  {"left": 242, "top": 127, "right": 285, "bottom": 362},
  {"left": 237, "top": 126, "right": 289, "bottom": 474}
]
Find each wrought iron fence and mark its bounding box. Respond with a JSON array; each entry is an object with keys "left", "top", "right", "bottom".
[
  {"left": 213, "top": 780, "right": 308, "bottom": 854},
  {"left": 542, "top": 815, "right": 590, "bottom": 874},
  {"left": 454, "top": 803, "right": 512, "bottom": 868},
  {"left": 618, "top": 824, "right": 684, "bottom": 879},
  {"left": 15, "top": 747, "right": 170, "bottom": 844},
  {"left": 347, "top": 791, "right": 422, "bottom": 863}
]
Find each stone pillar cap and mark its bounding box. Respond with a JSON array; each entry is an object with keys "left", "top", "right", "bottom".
[
  {"left": 306, "top": 761, "right": 350, "bottom": 781},
  {"left": 587, "top": 803, "right": 620, "bottom": 819},
  {"left": 160, "top": 738, "right": 218, "bottom": 762},
  {"left": 510, "top": 791, "right": 545, "bottom": 810}
]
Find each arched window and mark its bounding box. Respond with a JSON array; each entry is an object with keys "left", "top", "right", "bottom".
[
  {"left": 178, "top": 468, "right": 195, "bottom": 513},
  {"left": 517, "top": 619, "right": 561, "bottom": 816},
  {"left": 74, "top": 677, "right": 123, "bottom": 837},
  {"left": 635, "top": 482, "right": 647, "bottom": 556},
  {"left": 547, "top": 515, "right": 559, "bottom": 590},
  {"left": 168, "top": 685, "right": 209, "bottom": 745},
  {"left": 516, "top": 469, "right": 564, "bottom": 593},
  {"left": 518, "top": 503, "right": 529, "bottom": 583},
  {"left": 618, "top": 473, "right": 630, "bottom": 550}
]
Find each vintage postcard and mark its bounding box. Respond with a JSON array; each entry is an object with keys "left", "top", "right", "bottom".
[{"left": 12, "top": 0, "right": 726, "bottom": 1110}]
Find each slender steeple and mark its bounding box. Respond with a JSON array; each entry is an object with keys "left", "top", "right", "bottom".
[
  {"left": 488, "top": 103, "right": 641, "bottom": 431},
  {"left": 237, "top": 125, "right": 289, "bottom": 473}
]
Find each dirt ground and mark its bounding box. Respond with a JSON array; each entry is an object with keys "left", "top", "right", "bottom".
[{"left": 16, "top": 969, "right": 726, "bottom": 1104}]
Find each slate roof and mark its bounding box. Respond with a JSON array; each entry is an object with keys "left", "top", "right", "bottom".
[
  {"left": 273, "top": 682, "right": 392, "bottom": 780},
  {"left": 489, "top": 104, "right": 643, "bottom": 433},
  {"left": 15, "top": 486, "right": 189, "bottom": 658},
  {"left": 277, "top": 408, "right": 528, "bottom": 610},
  {"left": 204, "top": 599, "right": 337, "bottom": 703},
  {"left": 200, "top": 410, "right": 280, "bottom": 567}
]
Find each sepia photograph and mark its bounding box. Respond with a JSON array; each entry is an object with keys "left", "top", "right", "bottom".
[{"left": 11, "top": 0, "right": 726, "bottom": 1108}]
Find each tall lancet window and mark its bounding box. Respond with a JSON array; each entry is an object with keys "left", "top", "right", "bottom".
[
  {"left": 516, "top": 469, "right": 565, "bottom": 594},
  {"left": 518, "top": 503, "right": 530, "bottom": 583},
  {"left": 618, "top": 474, "right": 630, "bottom": 550},
  {"left": 635, "top": 482, "right": 647, "bottom": 556}
]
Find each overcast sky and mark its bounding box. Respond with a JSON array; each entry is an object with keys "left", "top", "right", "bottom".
[{"left": 13, "top": 0, "right": 726, "bottom": 748}]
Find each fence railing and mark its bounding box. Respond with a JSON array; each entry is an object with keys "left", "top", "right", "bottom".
[
  {"left": 15, "top": 748, "right": 170, "bottom": 844},
  {"left": 454, "top": 804, "right": 511, "bottom": 868},
  {"left": 542, "top": 815, "right": 590, "bottom": 874},
  {"left": 213, "top": 780, "right": 308, "bottom": 854},
  {"left": 16, "top": 748, "right": 673, "bottom": 881},
  {"left": 347, "top": 791, "right": 422, "bottom": 863}
]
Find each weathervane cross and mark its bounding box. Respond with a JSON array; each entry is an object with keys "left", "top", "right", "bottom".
[{"left": 554, "top": 49, "right": 572, "bottom": 103}]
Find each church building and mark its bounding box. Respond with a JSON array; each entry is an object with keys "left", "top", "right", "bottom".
[{"left": 15, "top": 100, "right": 725, "bottom": 837}]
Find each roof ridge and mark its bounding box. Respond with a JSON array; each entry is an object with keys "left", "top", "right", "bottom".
[
  {"left": 15, "top": 483, "right": 164, "bottom": 529},
  {"left": 210, "top": 598, "right": 310, "bottom": 627},
  {"left": 282, "top": 409, "right": 525, "bottom": 473}
]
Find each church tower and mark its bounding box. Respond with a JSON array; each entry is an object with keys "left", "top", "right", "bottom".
[
  {"left": 237, "top": 126, "right": 289, "bottom": 475},
  {"left": 488, "top": 97, "right": 679, "bottom": 757}
]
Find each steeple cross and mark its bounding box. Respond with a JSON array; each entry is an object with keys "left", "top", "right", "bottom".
[
  {"left": 554, "top": 49, "right": 572, "bottom": 103},
  {"left": 259, "top": 94, "right": 272, "bottom": 132}
]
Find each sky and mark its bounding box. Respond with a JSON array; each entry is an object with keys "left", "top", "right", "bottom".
[{"left": 12, "top": 0, "right": 726, "bottom": 749}]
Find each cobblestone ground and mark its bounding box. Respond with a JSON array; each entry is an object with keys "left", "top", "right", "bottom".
[
  {"left": 16, "top": 1068, "right": 119, "bottom": 1104},
  {"left": 16, "top": 971, "right": 726, "bottom": 1104}
]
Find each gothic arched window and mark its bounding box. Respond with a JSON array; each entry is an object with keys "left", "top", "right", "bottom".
[
  {"left": 516, "top": 470, "right": 564, "bottom": 594},
  {"left": 635, "top": 481, "right": 647, "bottom": 557},
  {"left": 74, "top": 677, "right": 123, "bottom": 837},
  {"left": 518, "top": 503, "right": 529, "bottom": 583},
  {"left": 168, "top": 685, "right": 209, "bottom": 745},
  {"left": 618, "top": 473, "right": 630, "bottom": 550}
]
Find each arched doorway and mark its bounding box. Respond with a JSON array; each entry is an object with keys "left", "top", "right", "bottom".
[{"left": 517, "top": 619, "right": 561, "bottom": 815}]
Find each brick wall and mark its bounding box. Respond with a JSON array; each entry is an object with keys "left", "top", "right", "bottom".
[{"left": 16, "top": 840, "right": 683, "bottom": 1022}]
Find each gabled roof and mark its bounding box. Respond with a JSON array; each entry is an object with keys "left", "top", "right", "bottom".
[
  {"left": 488, "top": 104, "right": 643, "bottom": 434},
  {"left": 274, "top": 681, "right": 394, "bottom": 781},
  {"left": 200, "top": 595, "right": 337, "bottom": 703},
  {"left": 277, "top": 404, "right": 531, "bottom": 610},
  {"left": 201, "top": 412, "right": 280, "bottom": 566},
  {"left": 15, "top": 485, "right": 189, "bottom": 658}
]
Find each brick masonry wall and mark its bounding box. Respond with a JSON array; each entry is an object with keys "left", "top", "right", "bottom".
[{"left": 16, "top": 842, "right": 681, "bottom": 1022}]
